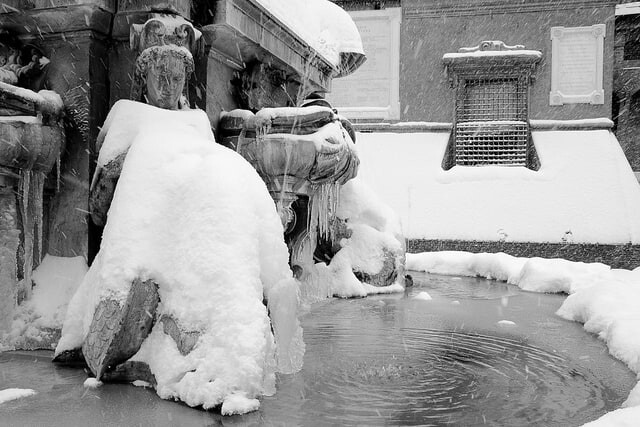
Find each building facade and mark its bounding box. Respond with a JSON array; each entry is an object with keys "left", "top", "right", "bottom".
[{"left": 332, "top": 0, "right": 640, "bottom": 169}]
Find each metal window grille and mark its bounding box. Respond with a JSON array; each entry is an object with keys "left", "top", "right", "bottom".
[
  {"left": 455, "top": 121, "right": 528, "bottom": 166},
  {"left": 454, "top": 77, "right": 529, "bottom": 166}
]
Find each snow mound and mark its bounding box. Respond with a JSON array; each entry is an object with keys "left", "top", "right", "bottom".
[
  {"left": 0, "top": 388, "right": 36, "bottom": 404},
  {"left": 413, "top": 291, "right": 432, "bottom": 301},
  {"left": 497, "top": 320, "right": 516, "bottom": 327},
  {"left": 300, "top": 176, "right": 406, "bottom": 301},
  {"left": 2, "top": 255, "right": 87, "bottom": 349},
  {"left": 56, "top": 100, "right": 304, "bottom": 414},
  {"left": 83, "top": 378, "right": 103, "bottom": 389}
]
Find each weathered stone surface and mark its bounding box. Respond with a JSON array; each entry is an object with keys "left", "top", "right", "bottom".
[
  {"left": 82, "top": 278, "right": 159, "bottom": 379},
  {"left": 408, "top": 239, "right": 640, "bottom": 270},
  {"left": 89, "top": 153, "right": 126, "bottom": 227},
  {"left": 0, "top": 5, "right": 113, "bottom": 35},
  {"left": 353, "top": 248, "right": 401, "bottom": 288},
  {"left": 0, "top": 119, "right": 64, "bottom": 172},
  {"left": 160, "top": 314, "right": 200, "bottom": 356}
]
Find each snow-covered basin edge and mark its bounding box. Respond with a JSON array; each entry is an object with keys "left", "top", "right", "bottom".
[{"left": 406, "top": 251, "right": 640, "bottom": 426}]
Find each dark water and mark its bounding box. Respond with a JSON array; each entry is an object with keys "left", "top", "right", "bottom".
[{"left": 1, "top": 273, "right": 635, "bottom": 426}]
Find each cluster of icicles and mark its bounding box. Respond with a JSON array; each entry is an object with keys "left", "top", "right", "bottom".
[{"left": 249, "top": 119, "right": 342, "bottom": 243}]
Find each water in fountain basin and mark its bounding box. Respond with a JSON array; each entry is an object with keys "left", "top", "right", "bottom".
[
  {"left": 258, "top": 272, "right": 635, "bottom": 426},
  {"left": 1, "top": 273, "right": 634, "bottom": 425}
]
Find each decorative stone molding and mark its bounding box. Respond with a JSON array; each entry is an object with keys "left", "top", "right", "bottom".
[
  {"left": 130, "top": 15, "right": 201, "bottom": 55},
  {"left": 459, "top": 41, "right": 525, "bottom": 53},
  {"left": 405, "top": 0, "right": 619, "bottom": 19}
]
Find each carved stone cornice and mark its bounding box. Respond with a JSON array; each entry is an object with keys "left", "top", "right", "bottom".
[
  {"left": 404, "top": 0, "right": 618, "bottom": 19},
  {"left": 202, "top": 0, "right": 337, "bottom": 92},
  {"left": 0, "top": 4, "right": 112, "bottom": 37}
]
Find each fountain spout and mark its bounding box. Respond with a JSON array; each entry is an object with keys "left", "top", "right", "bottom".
[{"left": 222, "top": 103, "right": 359, "bottom": 271}]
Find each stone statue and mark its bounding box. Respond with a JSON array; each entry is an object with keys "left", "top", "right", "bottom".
[
  {"left": 89, "top": 44, "right": 194, "bottom": 227},
  {"left": 84, "top": 43, "right": 197, "bottom": 376},
  {"left": 65, "top": 18, "right": 200, "bottom": 380},
  {"left": 55, "top": 19, "right": 304, "bottom": 412}
]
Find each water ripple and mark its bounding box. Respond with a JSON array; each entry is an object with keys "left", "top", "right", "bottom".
[{"left": 292, "top": 326, "right": 617, "bottom": 426}]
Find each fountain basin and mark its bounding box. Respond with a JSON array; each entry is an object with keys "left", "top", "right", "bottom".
[
  {"left": 0, "top": 82, "right": 64, "bottom": 173},
  {"left": 0, "top": 116, "right": 64, "bottom": 172},
  {"left": 1, "top": 273, "right": 634, "bottom": 426},
  {"left": 242, "top": 134, "right": 319, "bottom": 183},
  {"left": 235, "top": 108, "right": 358, "bottom": 191}
]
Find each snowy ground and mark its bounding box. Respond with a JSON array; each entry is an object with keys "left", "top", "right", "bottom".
[
  {"left": 407, "top": 251, "right": 640, "bottom": 426},
  {"left": 355, "top": 127, "right": 640, "bottom": 244},
  {"left": 0, "top": 388, "right": 36, "bottom": 405}
]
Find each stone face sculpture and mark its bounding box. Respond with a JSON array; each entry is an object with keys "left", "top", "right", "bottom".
[{"left": 131, "top": 45, "right": 194, "bottom": 110}]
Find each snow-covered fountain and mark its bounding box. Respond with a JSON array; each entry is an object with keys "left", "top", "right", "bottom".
[
  {"left": 2, "top": 1, "right": 640, "bottom": 426},
  {"left": 42, "top": 13, "right": 405, "bottom": 414}
]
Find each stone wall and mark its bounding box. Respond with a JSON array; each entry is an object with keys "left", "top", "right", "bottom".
[
  {"left": 408, "top": 239, "right": 640, "bottom": 270},
  {"left": 613, "top": 13, "right": 640, "bottom": 172},
  {"left": 401, "top": 0, "right": 616, "bottom": 123}
]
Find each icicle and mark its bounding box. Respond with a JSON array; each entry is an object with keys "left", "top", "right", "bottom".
[
  {"left": 0, "top": 185, "right": 20, "bottom": 332},
  {"left": 236, "top": 127, "right": 246, "bottom": 154},
  {"left": 18, "top": 170, "right": 33, "bottom": 302},
  {"left": 33, "top": 172, "right": 45, "bottom": 264},
  {"left": 56, "top": 153, "right": 61, "bottom": 192},
  {"left": 308, "top": 182, "right": 340, "bottom": 241},
  {"left": 15, "top": 171, "right": 46, "bottom": 303}
]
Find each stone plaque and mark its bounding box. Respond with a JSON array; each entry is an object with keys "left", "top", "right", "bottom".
[
  {"left": 550, "top": 24, "right": 605, "bottom": 105},
  {"left": 326, "top": 8, "right": 401, "bottom": 120}
]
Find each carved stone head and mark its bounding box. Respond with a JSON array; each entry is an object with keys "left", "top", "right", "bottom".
[
  {"left": 129, "top": 16, "right": 201, "bottom": 110},
  {"left": 132, "top": 45, "right": 194, "bottom": 110}
]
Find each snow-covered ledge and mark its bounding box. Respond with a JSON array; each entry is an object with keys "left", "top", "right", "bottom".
[{"left": 202, "top": 0, "right": 364, "bottom": 93}]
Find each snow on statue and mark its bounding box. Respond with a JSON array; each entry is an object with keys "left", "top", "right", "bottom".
[{"left": 54, "top": 33, "right": 304, "bottom": 415}]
